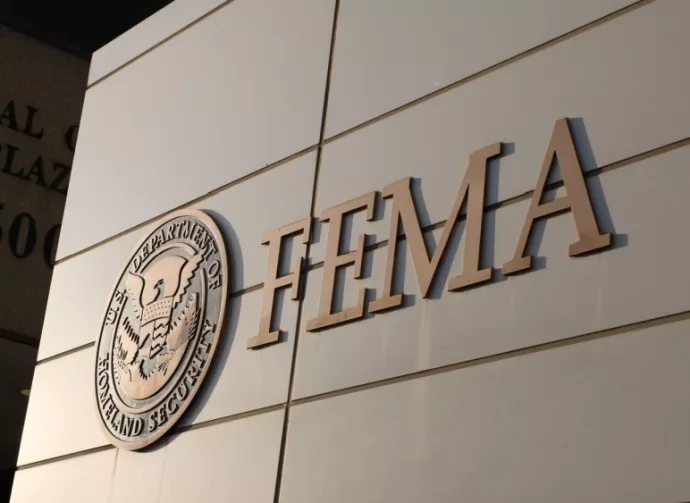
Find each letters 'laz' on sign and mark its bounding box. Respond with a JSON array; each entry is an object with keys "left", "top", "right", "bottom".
[
  {"left": 250, "top": 118, "right": 612, "bottom": 344},
  {"left": 94, "top": 210, "right": 228, "bottom": 450}
]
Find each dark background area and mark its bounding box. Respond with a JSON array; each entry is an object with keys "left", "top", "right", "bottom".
[{"left": 0, "top": 0, "right": 174, "bottom": 58}]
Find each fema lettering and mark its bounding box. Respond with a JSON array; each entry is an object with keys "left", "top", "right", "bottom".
[{"left": 249, "top": 118, "right": 613, "bottom": 348}]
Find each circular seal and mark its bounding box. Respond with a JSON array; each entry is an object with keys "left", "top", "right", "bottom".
[{"left": 94, "top": 209, "right": 228, "bottom": 450}]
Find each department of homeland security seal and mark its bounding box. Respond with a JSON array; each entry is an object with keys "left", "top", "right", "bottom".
[{"left": 94, "top": 209, "right": 228, "bottom": 450}]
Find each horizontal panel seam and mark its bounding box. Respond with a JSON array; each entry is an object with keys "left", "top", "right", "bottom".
[
  {"left": 15, "top": 445, "right": 114, "bottom": 472},
  {"left": 15, "top": 403, "right": 286, "bottom": 471},
  {"left": 324, "top": 0, "right": 657, "bottom": 145},
  {"left": 35, "top": 341, "right": 95, "bottom": 366},
  {"left": 54, "top": 144, "right": 318, "bottom": 266},
  {"left": 87, "top": 0, "right": 234, "bottom": 90},
  {"left": 175, "top": 403, "right": 285, "bottom": 434},
  {"left": 37, "top": 136, "right": 689, "bottom": 365},
  {"left": 290, "top": 308, "right": 690, "bottom": 406}
]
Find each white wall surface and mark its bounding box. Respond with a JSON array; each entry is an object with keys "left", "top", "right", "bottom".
[
  {"left": 12, "top": 411, "right": 283, "bottom": 503},
  {"left": 57, "top": 0, "right": 333, "bottom": 260},
  {"left": 281, "top": 318, "right": 690, "bottom": 503},
  {"left": 326, "top": 0, "right": 639, "bottom": 137},
  {"left": 14, "top": 0, "right": 690, "bottom": 502},
  {"left": 87, "top": 0, "right": 227, "bottom": 85}
]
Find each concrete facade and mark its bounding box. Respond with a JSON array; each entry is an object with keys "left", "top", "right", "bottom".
[{"left": 12, "top": 0, "right": 690, "bottom": 501}]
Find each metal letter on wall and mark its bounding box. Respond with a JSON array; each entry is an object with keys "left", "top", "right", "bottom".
[
  {"left": 306, "top": 192, "right": 376, "bottom": 331},
  {"left": 94, "top": 209, "right": 228, "bottom": 450},
  {"left": 247, "top": 218, "right": 311, "bottom": 349},
  {"left": 502, "top": 118, "right": 611, "bottom": 275},
  {"left": 369, "top": 143, "right": 503, "bottom": 313}
]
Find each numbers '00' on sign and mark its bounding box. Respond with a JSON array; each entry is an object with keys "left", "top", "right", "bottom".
[{"left": 0, "top": 204, "right": 59, "bottom": 267}]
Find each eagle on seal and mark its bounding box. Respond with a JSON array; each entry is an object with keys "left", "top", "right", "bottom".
[{"left": 114, "top": 253, "right": 201, "bottom": 397}]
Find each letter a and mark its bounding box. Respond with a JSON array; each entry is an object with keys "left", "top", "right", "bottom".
[{"left": 502, "top": 118, "right": 611, "bottom": 275}]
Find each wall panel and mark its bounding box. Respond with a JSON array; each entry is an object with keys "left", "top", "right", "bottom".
[
  {"left": 17, "top": 347, "right": 107, "bottom": 465},
  {"left": 112, "top": 411, "right": 283, "bottom": 503},
  {"left": 88, "top": 0, "right": 227, "bottom": 85},
  {"left": 326, "top": 0, "right": 638, "bottom": 136},
  {"left": 281, "top": 318, "right": 690, "bottom": 503},
  {"left": 11, "top": 450, "right": 115, "bottom": 503},
  {"left": 58, "top": 0, "right": 333, "bottom": 259}
]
